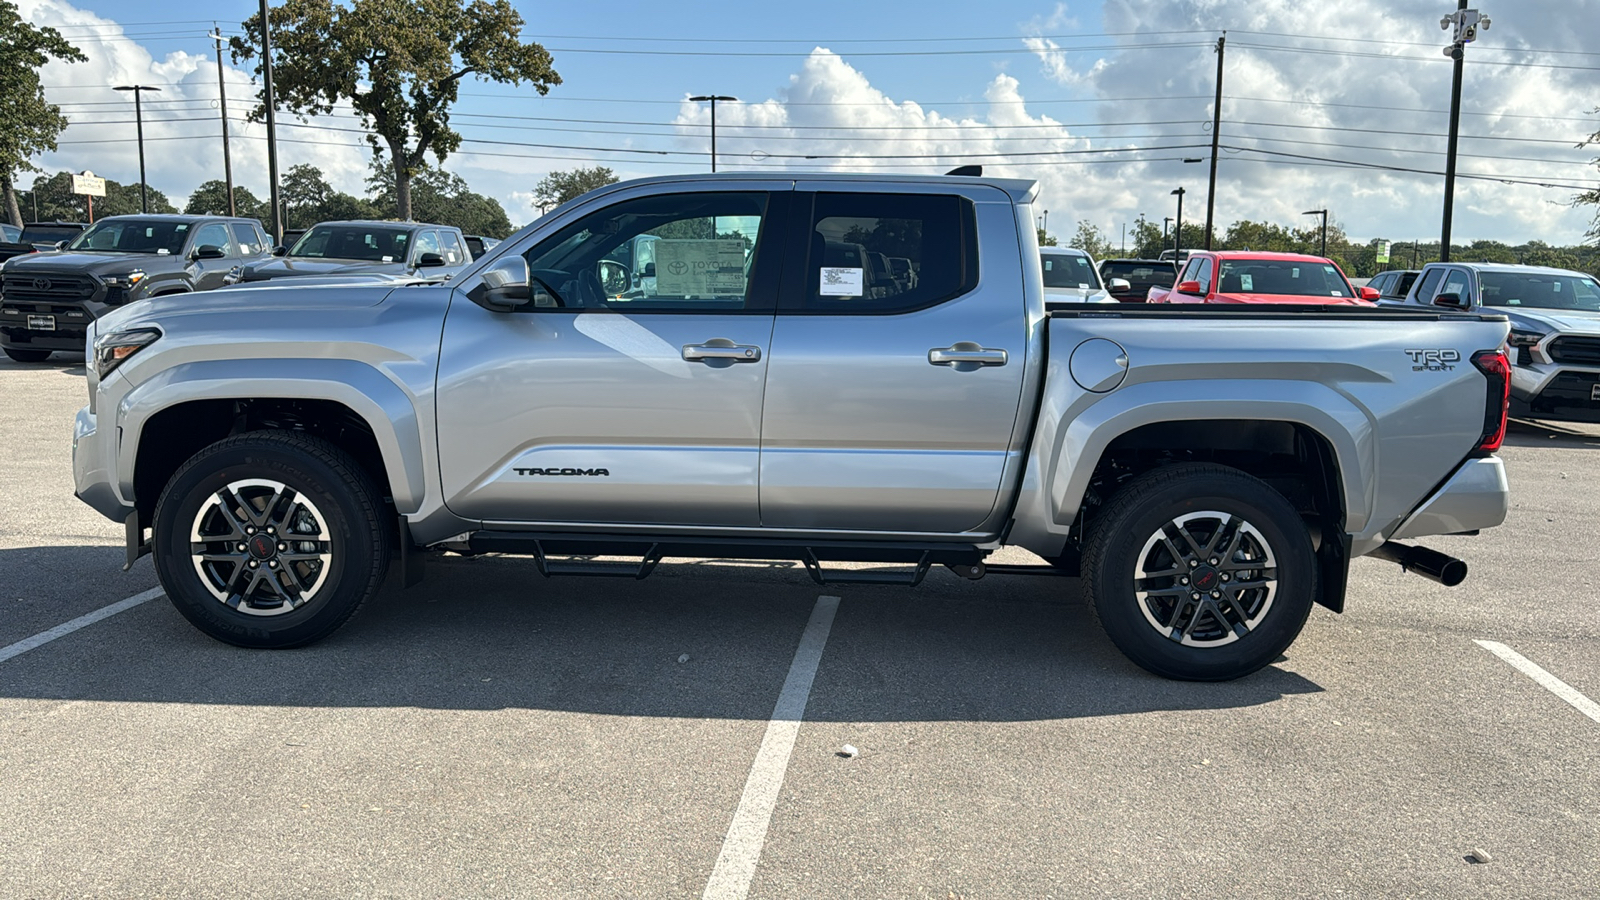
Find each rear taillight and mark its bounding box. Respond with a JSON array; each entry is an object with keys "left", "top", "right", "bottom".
[{"left": 1470, "top": 349, "right": 1510, "bottom": 453}]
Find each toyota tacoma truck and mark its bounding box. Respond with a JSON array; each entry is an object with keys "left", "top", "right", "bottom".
[
  {"left": 1, "top": 214, "right": 271, "bottom": 362},
  {"left": 240, "top": 220, "right": 472, "bottom": 283},
  {"left": 72, "top": 173, "right": 1513, "bottom": 681},
  {"left": 1148, "top": 250, "right": 1379, "bottom": 305}
]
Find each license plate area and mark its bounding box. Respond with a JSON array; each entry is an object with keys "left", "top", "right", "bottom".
[
  {"left": 1591, "top": 384, "right": 1600, "bottom": 402},
  {"left": 27, "top": 315, "right": 55, "bottom": 331}
]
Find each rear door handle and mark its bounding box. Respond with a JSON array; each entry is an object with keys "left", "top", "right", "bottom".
[
  {"left": 929, "top": 343, "right": 1008, "bottom": 367},
  {"left": 683, "top": 339, "right": 762, "bottom": 362}
]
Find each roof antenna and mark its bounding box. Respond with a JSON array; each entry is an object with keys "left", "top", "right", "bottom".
[{"left": 945, "top": 165, "right": 983, "bottom": 176}]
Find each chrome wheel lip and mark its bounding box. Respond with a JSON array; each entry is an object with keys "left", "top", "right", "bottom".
[
  {"left": 1133, "top": 510, "right": 1278, "bottom": 648},
  {"left": 188, "top": 477, "right": 333, "bottom": 617}
]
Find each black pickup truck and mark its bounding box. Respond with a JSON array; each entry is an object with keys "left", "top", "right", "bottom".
[
  {"left": 0, "top": 222, "right": 91, "bottom": 264},
  {"left": 0, "top": 214, "right": 272, "bottom": 362}
]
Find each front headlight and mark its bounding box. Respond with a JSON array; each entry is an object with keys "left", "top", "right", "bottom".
[
  {"left": 1507, "top": 329, "right": 1543, "bottom": 347},
  {"left": 93, "top": 328, "right": 161, "bottom": 379},
  {"left": 102, "top": 270, "right": 146, "bottom": 289}
]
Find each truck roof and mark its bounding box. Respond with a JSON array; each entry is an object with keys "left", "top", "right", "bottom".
[
  {"left": 1202, "top": 250, "right": 1339, "bottom": 262},
  {"left": 590, "top": 171, "right": 1040, "bottom": 205},
  {"left": 1425, "top": 261, "right": 1592, "bottom": 278}
]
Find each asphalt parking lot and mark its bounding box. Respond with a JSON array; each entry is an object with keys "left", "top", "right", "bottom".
[{"left": 1, "top": 352, "right": 1596, "bottom": 899}]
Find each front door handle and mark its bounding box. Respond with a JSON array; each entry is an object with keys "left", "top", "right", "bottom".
[
  {"left": 929, "top": 342, "right": 1008, "bottom": 367},
  {"left": 683, "top": 338, "right": 762, "bottom": 362}
]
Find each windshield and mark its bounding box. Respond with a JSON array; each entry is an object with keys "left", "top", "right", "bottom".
[
  {"left": 1101, "top": 261, "right": 1174, "bottom": 287},
  {"left": 68, "top": 219, "right": 190, "bottom": 255},
  {"left": 1041, "top": 252, "right": 1101, "bottom": 289},
  {"left": 1217, "top": 260, "right": 1353, "bottom": 298},
  {"left": 23, "top": 225, "right": 85, "bottom": 244},
  {"left": 1479, "top": 271, "right": 1600, "bottom": 312},
  {"left": 289, "top": 225, "right": 412, "bottom": 262}
]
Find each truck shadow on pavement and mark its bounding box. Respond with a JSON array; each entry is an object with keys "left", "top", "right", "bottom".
[
  {"left": 1503, "top": 418, "right": 1600, "bottom": 449},
  {"left": 0, "top": 547, "right": 1323, "bottom": 722}
]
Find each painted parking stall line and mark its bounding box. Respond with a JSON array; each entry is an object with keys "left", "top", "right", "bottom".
[
  {"left": 1475, "top": 639, "right": 1600, "bottom": 725},
  {"left": 0, "top": 587, "right": 164, "bottom": 665},
  {"left": 702, "top": 594, "right": 841, "bottom": 900}
]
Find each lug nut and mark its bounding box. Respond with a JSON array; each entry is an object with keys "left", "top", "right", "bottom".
[
  {"left": 1180, "top": 576, "right": 1190, "bottom": 585},
  {"left": 1211, "top": 590, "right": 1221, "bottom": 598},
  {"left": 248, "top": 560, "right": 258, "bottom": 568},
  {"left": 268, "top": 560, "right": 278, "bottom": 568},
  {"left": 1209, "top": 558, "right": 1219, "bottom": 565},
  {"left": 267, "top": 526, "right": 275, "bottom": 534},
  {"left": 278, "top": 543, "right": 287, "bottom": 552},
  {"left": 1220, "top": 574, "right": 1230, "bottom": 582},
  {"left": 237, "top": 543, "right": 247, "bottom": 552},
  {"left": 1191, "top": 592, "right": 1201, "bottom": 600},
  {"left": 246, "top": 526, "right": 256, "bottom": 534},
  {"left": 1189, "top": 560, "right": 1199, "bottom": 567}
]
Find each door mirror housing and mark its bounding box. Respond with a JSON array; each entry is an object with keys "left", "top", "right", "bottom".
[
  {"left": 1176, "top": 279, "right": 1204, "bottom": 295},
  {"left": 415, "top": 252, "right": 447, "bottom": 268},
  {"left": 1359, "top": 286, "right": 1381, "bottom": 300},
  {"left": 1433, "top": 292, "right": 1467, "bottom": 310},
  {"left": 192, "top": 244, "right": 227, "bottom": 261},
  {"left": 480, "top": 255, "right": 530, "bottom": 309},
  {"left": 1108, "top": 277, "right": 1131, "bottom": 292},
  {"left": 597, "top": 259, "right": 630, "bottom": 295},
  {"left": 272, "top": 245, "right": 288, "bottom": 257}
]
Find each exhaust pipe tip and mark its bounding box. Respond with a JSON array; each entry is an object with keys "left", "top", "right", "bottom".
[{"left": 1372, "top": 541, "right": 1468, "bottom": 587}]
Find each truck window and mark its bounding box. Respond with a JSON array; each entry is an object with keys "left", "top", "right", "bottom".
[
  {"left": 413, "top": 230, "right": 443, "bottom": 262},
  {"left": 1196, "top": 258, "right": 1214, "bottom": 292},
  {"left": 1411, "top": 268, "right": 1444, "bottom": 304},
  {"left": 521, "top": 191, "right": 772, "bottom": 312},
  {"left": 1440, "top": 268, "right": 1472, "bottom": 303},
  {"left": 191, "top": 223, "right": 233, "bottom": 257},
  {"left": 230, "top": 223, "right": 264, "bottom": 256},
  {"left": 439, "top": 231, "right": 466, "bottom": 265},
  {"left": 1178, "top": 258, "right": 1202, "bottom": 284},
  {"left": 799, "top": 192, "right": 976, "bottom": 313}
]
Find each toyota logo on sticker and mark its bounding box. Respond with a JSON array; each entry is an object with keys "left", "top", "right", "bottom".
[{"left": 31, "top": 278, "right": 52, "bottom": 292}]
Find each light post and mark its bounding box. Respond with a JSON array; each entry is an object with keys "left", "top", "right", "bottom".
[
  {"left": 1170, "top": 187, "right": 1186, "bottom": 259},
  {"left": 209, "top": 29, "right": 236, "bottom": 216},
  {"left": 1303, "top": 208, "right": 1328, "bottom": 257},
  {"left": 113, "top": 84, "right": 160, "bottom": 213},
  {"left": 1439, "top": 4, "right": 1489, "bottom": 262},
  {"left": 689, "top": 95, "right": 737, "bottom": 173}
]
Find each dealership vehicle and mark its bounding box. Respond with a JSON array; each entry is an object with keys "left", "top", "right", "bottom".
[
  {"left": 241, "top": 220, "right": 472, "bottom": 283},
  {"left": 0, "top": 221, "right": 91, "bottom": 264},
  {"left": 1040, "top": 246, "right": 1120, "bottom": 303},
  {"left": 463, "top": 234, "right": 501, "bottom": 260},
  {"left": 1367, "top": 269, "right": 1421, "bottom": 302},
  {"left": 0, "top": 214, "right": 271, "bottom": 362},
  {"left": 1148, "top": 251, "right": 1379, "bottom": 304},
  {"left": 1098, "top": 258, "right": 1176, "bottom": 302},
  {"left": 1385, "top": 261, "right": 1600, "bottom": 423},
  {"left": 74, "top": 172, "right": 1512, "bottom": 681}
]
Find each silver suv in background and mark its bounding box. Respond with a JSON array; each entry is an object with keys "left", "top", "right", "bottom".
[
  {"left": 1040, "top": 246, "right": 1119, "bottom": 303},
  {"left": 1392, "top": 261, "right": 1600, "bottom": 422}
]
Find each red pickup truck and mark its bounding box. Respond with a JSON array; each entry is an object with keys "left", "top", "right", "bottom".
[{"left": 1147, "top": 250, "right": 1378, "bottom": 305}]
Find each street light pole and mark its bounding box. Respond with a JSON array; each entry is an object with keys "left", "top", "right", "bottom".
[
  {"left": 1204, "top": 32, "right": 1225, "bottom": 250},
  {"left": 113, "top": 85, "right": 161, "bottom": 213},
  {"left": 209, "top": 27, "right": 236, "bottom": 216},
  {"left": 1439, "top": 3, "right": 1489, "bottom": 263},
  {"left": 260, "top": 0, "right": 283, "bottom": 243},
  {"left": 689, "top": 95, "right": 737, "bottom": 173},
  {"left": 1170, "top": 188, "right": 1186, "bottom": 259},
  {"left": 1302, "top": 208, "right": 1328, "bottom": 257}
]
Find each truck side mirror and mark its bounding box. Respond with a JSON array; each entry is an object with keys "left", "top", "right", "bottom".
[
  {"left": 1108, "top": 278, "right": 1131, "bottom": 292},
  {"left": 1359, "top": 286, "right": 1381, "bottom": 301},
  {"left": 193, "top": 245, "right": 227, "bottom": 260},
  {"left": 642, "top": 262, "right": 656, "bottom": 278},
  {"left": 272, "top": 246, "right": 288, "bottom": 257},
  {"left": 415, "top": 252, "right": 447, "bottom": 268},
  {"left": 481, "top": 255, "right": 530, "bottom": 308},
  {"left": 1433, "top": 292, "right": 1467, "bottom": 310},
  {"left": 1176, "top": 280, "right": 1203, "bottom": 295}
]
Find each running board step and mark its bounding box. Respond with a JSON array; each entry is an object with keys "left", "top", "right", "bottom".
[{"left": 465, "top": 532, "right": 983, "bottom": 586}]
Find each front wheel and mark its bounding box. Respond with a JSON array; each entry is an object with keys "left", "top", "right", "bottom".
[
  {"left": 152, "top": 431, "right": 390, "bottom": 648},
  {"left": 1082, "top": 463, "right": 1317, "bottom": 681},
  {"left": 4, "top": 347, "right": 52, "bottom": 362}
]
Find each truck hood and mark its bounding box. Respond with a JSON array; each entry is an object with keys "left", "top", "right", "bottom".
[
  {"left": 242, "top": 257, "right": 410, "bottom": 280},
  {"left": 96, "top": 282, "right": 402, "bottom": 334},
  {"left": 1502, "top": 307, "right": 1600, "bottom": 336},
  {"left": 1, "top": 250, "right": 169, "bottom": 276}
]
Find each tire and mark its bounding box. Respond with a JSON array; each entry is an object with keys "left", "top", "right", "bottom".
[
  {"left": 4, "top": 347, "right": 51, "bottom": 362},
  {"left": 1082, "top": 463, "right": 1317, "bottom": 681},
  {"left": 152, "top": 431, "right": 390, "bottom": 649}
]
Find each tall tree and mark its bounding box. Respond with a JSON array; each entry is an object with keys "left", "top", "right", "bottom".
[
  {"left": 1068, "top": 220, "right": 1112, "bottom": 259},
  {"left": 1579, "top": 114, "right": 1600, "bottom": 245},
  {"left": 0, "top": 2, "right": 86, "bottom": 227},
  {"left": 186, "top": 180, "right": 269, "bottom": 222},
  {"left": 533, "top": 166, "right": 618, "bottom": 210},
  {"left": 28, "top": 170, "right": 176, "bottom": 220},
  {"left": 365, "top": 158, "right": 513, "bottom": 237},
  {"left": 279, "top": 163, "right": 380, "bottom": 229},
  {"left": 1036, "top": 227, "right": 1057, "bottom": 247},
  {"left": 232, "top": 0, "right": 559, "bottom": 221}
]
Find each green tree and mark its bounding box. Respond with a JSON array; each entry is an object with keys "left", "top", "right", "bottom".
[
  {"left": 1067, "top": 220, "right": 1111, "bottom": 259},
  {"left": 1036, "top": 227, "right": 1057, "bottom": 247},
  {"left": 533, "top": 166, "right": 618, "bottom": 211},
  {"left": 27, "top": 170, "right": 175, "bottom": 221},
  {"left": 185, "top": 180, "right": 269, "bottom": 222},
  {"left": 365, "top": 158, "right": 513, "bottom": 237},
  {"left": 232, "top": 0, "right": 560, "bottom": 222},
  {"left": 0, "top": 2, "right": 86, "bottom": 226},
  {"left": 280, "top": 163, "right": 380, "bottom": 229}
]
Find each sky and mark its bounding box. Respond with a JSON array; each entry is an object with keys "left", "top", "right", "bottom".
[{"left": 18, "top": 0, "right": 1600, "bottom": 247}]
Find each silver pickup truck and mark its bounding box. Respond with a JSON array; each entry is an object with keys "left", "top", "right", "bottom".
[{"left": 72, "top": 173, "right": 1513, "bottom": 681}]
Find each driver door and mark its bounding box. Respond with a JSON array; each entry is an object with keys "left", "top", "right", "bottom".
[
  {"left": 185, "top": 222, "right": 239, "bottom": 291},
  {"left": 436, "top": 184, "right": 790, "bottom": 527}
]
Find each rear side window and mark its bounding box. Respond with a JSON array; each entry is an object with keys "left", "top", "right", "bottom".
[
  {"left": 440, "top": 231, "right": 466, "bottom": 265},
  {"left": 230, "top": 223, "right": 264, "bottom": 256},
  {"left": 798, "top": 192, "right": 977, "bottom": 313},
  {"left": 1441, "top": 268, "right": 1472, "bottom": 302},
  {"left": 1368, "top": 273, "right": 1391, "bottom": 294},
  {"left": 1411, "top": 268, "right": 1444, "bottom": 304}
]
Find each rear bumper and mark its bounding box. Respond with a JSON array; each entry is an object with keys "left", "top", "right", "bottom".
[{"left": 1389, "top": 456, "right": 1508, "bottom": 541}]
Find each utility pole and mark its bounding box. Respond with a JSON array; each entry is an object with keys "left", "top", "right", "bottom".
[
  {"left": 1303, "top": 208, "right": 1328, "bottom": 257},
  {"left": 1170, "top": 188, "right": 1185, "bottom": 258},
  {"left": 689, "top": 95, "right": 737, "bottom": 172},
  {"left": 209, "top": 27, "right": 236, "bottom": 216},
  {"left": 1204, "top": 32, "right": 1225, "bottom": 250},
  {"left": 260, "top": 0, "right": 283, "bottom": 242},
  {"left": 1439, "top": 3, "right": 1489, "bottom": 263},
  {"left": 112, "top": 85, "right": 160, "bottom": 213}
]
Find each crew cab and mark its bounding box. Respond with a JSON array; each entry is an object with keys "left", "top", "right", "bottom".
[
  {"left": 73, "top": 173, "right": 1512, "bottom": 681},
  {"left": 1, "top": 214, "right": 271, "bottom": 362},
  {"left": 1386, "top": 261, "right": 1600, "bottom": 423},
  {"left": 1148, "top": 251, "right": 1378, "bottom": 305},
  {"left": 241, "top": 220, "right": 472, "bottom": 283}
]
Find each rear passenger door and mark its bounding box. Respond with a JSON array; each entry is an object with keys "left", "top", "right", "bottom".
[{"left": 757, "top": 185, "right": 1029, "bottom": 534}]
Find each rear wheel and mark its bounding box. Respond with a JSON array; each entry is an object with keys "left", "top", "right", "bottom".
[
  {"left": 152, "top": 431, "right": 390, "bottom": 648},
  {"left": 1082, "top": 463, "right": 1317, "bottom": 681},
  {"left": 3, "top": 347, "right": 51, "bottom": 362}
]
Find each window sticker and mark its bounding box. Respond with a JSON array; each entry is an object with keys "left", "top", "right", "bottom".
[
  {"left": 1240, "top": 274, "right": 1253, "bottom": 291},
  {"left": 655, "top": 239, "right": 748, "bottom": 296},
  {"left": 819, "top": 266, "right": 864, "bottom": 297}
]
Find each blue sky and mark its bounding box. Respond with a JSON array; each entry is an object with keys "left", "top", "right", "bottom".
[{"left": 21, "top": 0, "right": 1600, "bottom": 246}]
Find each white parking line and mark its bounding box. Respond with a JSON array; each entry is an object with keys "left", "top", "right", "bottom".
[
  {"left": 702, "top": 594, "right": 841, "bottom": 900},
  {"left": 0, "top": 587, "right": 164, "bottom": 665},
  {"left": 1475, "top": 639, "right": 1600, "bottom": 725}
]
